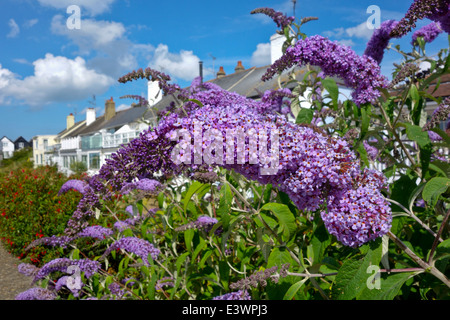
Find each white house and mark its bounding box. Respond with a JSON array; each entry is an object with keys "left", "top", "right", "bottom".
[{"left": 1, "top": 136, "right": 15, "bottom": 159}]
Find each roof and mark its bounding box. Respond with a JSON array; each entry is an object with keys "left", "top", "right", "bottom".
[{"left": 65, "top": 104, "right": 153, "bottom": 138}]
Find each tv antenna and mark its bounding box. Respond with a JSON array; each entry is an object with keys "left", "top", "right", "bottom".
[{"left": 292, "top": 0, "right": 297, "bottom": 18}]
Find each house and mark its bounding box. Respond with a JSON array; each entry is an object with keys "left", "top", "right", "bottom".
[
  {"left": 1, "top": 136, "right": 15, "bottom": 159},
  {"left": 14, "top": 136, "right": 32, "bottom": 151},
  {"left": 32, "top": 135, "right": 58, "bottom": 167},
  {"left": 54, "top": 96, "right": 160, "bottom": 175}
]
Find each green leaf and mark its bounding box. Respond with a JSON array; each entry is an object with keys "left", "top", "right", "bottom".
[
  {"left": 267, "top": 247, "right": 293, "bottom": 268},
  {"left": 260, "top": 203, "right": 296, "bottom": 241},
  {"left": 422, "top": 177, "right": 450, "bottom": 206},
  {"left": 332, "top": 240, "right": 382, "bottom": 300},
  {"left": 358, "top": 272, "right": 418, "bottom": 300},
  {"left": 403, "top": 123, "right": 431, "bottom": 148},
  {"left": 283, "top": 278, "right": 308, "bottom": 300},
  {"left": 321, "top": 77, "right": 339, "bottom": 109},
  {"left": 183, "top": 181, "right": 209, "bottom": 214},
  {"left": 434, "top": 238, "right": 450, "bottom": 261},
  {"left": 295, "top": 107, "right": 314, "bottom": 124},
  {"left": 216, "top": 183, "right": 232, "bottom": 230}
]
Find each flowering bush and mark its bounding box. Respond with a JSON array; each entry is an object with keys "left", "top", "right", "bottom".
[
  {"left": 14, "top": 2, "right": 450, "bottom": 300},
  {"left": 0, "top": 166, "right": 83, "bottom": 265}
]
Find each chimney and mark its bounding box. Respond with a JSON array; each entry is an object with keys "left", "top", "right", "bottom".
[
  {"left": 86, "top": 108, "right": 96, "bottom": 126},
  {"left": 105, "top": 97, "right": 116, "bottom": 121},
  {"left": 235, "top": 61, "right": 245, "bottom": 73},
  {"left": 148, "top": 81, "right": 162, "bottom": 107},
  {"left": 66, "top": 113, "right": 75, "bottom": 130},
  {"left": 217, "top": 66, "right": 226, "bottom": 78},
  {"left": 270, "top": 33, "right": 286, "bottom": 64},
  {"left": 199, "top": 61, "right": 203, "bottom": 83}
]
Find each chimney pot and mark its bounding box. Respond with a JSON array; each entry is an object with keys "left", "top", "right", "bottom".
[
  {"left": 217, "top": 66, "right": 226, "bottom": 78},
  {"left": 235, "top": 61, "right": 245, "bottom": 73}
]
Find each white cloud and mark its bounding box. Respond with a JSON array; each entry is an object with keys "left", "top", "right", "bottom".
[
  {"left": 51, "top": 15, "right": 126, "bottom": 52},
  {"left": 51, "top": 15, "right": 141, "bottom": 78},
  {"left": 345, "top": 22, "right": 374, "bottom": 40},
  {"left": 149, "top": 44, "right": 201, "bottom": 81},
  {"left": 24, "top": 19, "right": 38, "bottom": 28},
  {"left": 251, "top": 43, "right": 271, "bottom": 67},
  {"left": 0, "top": 54, "right": 114, "bottom": 107},
  {"left": 323, "top": 22, "right": 374, "bottom": 41},
  {"left": 37, "top": 0, "right": 116, "bottom": 16},
  {"left": 7, "top": 19, "right": 20, "bottom": 38}
]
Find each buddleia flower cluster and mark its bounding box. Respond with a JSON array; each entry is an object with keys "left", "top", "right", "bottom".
[
  {"left": 88, "top": 77, "right": 392, "bottom": 248},
  {"left": 250, "top": 7, "right": 295, "bottom": 30},
  {"left": 262, "top": 35, "right": 389, "bottom": 106}
]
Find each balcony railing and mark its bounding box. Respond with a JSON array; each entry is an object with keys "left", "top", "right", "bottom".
[
  {"left": 81, "top": 135, "right": 102, "bottom": 150},
  {"left": 103, "top": 131, "right": 140, "bottom": 148}
]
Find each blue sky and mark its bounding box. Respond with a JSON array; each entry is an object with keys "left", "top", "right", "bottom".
[{"left": 0, "top": 0, "right": 448, "bottom": 142}]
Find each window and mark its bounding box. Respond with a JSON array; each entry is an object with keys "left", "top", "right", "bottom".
[
  {"left": 35, "top": 140, "right": 39, "bottom": 149},
  {"left": 63, "top": 156, "right": 68, "bottom": 168},
  {"left": 18, "top": 142, "right": 24, "bottom": 148},
  {"left": 82, "top": 155, "right": 87, "bottom": 166},
  {"left": 43, "top": 139, "right": 48, "bottom": 149},
  {"left": 36, "top": 155, "right": 39, "bottom": 164},
  {"left": 89, "top": 153, "right": 100, "bottom": 169}
]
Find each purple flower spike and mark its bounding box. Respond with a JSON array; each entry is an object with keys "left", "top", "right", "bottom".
[
  {"left": 412, "top": 22, "right": 443, "bottom": 45},
  {"left": 58, "top": 179, "right": 89, "bottom": 196},
  {"left": 251, "top": 7, "right": 294, "bottom": 29},
  {"left": 213, "top": 290, "right": 251, "bottom": 300},
  {"left": 263, "top": 35, "right": 389, "bottom": 106},
  {"left": 15, "top": 287, "right": 56, "bottom": 300},
  {"left": 364, "top": 20, "right": 400, "bottom": 64}
]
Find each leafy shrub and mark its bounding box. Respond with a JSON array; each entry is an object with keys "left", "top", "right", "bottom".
[{"left": 0, "top": 166, "right": 83, "bottom": 265}]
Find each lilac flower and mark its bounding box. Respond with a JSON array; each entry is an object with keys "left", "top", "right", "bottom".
[
  {"left": 412, "top": 21, "right": 443, "bottom": 45},
  {"left": 250, "top": 7, "right": 294, "bottom": 29},
  {"left": 102, "top": 237, "right": 160, "bottom": 265},
  {"left": 363, "top": 140, "right": 379, "bottom": 161},
  {"left": 364, "top": 20, "right": 400, "bottom": 64},
  {"left": 90, "top": 80, "right": 391, "bottom": 247},
  {"left": 33, "top": 258, "right": 101, "bottom": 283},
  {"left": 428, "top": 130, "right": 443, "bottom": 141},
  {"left": 58, "top": 179, "right": 89, "bottom": 196},
  {"left": 26, "top": 235, "right": 74, "bottom": 250},
  {"left": 108, "top": 282, "right": 126, "bottom": 299},
  {"left": 262, "top": 35, "right": 389, "bottom": 106},
  {"left": 213, "top": 290, "right": 251, "bottom": 300},
  {"left": 155, "top": 277, "right": 175, "bottom": 291},
  {"left": 76, "top": 225, "right": 113, "bottom": 240},
  {"left": 15, "top": 287, "right": 56, "bottom": 300},
  {"left": 118, "top": 67, "right": 181, "bottom": 96},
  {"left": 18, "top": 263, "right": 40, "bottom": 277},
  {"left": 423, "top": 97, "right": 450, "bottom": 130},
  {"left": 321, "top": 169, "right": 392, "bottom": 248},
  {"left": 194, "top": 216, "right": 221, "bottom": 234},
  {"left": 63, "top": 183, "right": 100, "bottom": 237},
  {"left": 120, "top": 178, "right": 162, "bottom": 195},
  {"left": 390, "top": 0, "right": 450, "bottom": 37}
]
